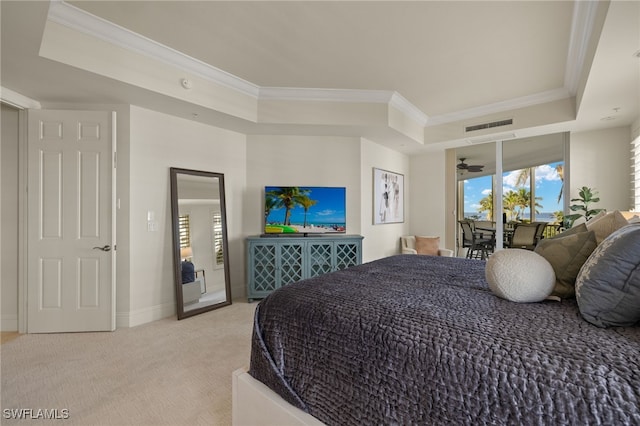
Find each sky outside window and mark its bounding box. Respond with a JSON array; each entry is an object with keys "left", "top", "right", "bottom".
[{"left": 463, "top": 161, "right": 564, "bottom": 221}]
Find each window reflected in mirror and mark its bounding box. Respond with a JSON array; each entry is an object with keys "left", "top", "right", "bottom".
[{"left": 170, "top": 167, "right": 231, "bottom": 319}]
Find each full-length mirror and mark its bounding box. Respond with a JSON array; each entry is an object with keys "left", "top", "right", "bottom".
[{"left": 170, "top": 167, "right": 231, "bottom": 319}]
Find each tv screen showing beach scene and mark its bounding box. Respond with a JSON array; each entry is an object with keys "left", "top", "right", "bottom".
[{"left": 264, "top": 186, "right": 346, "bottom": 234}]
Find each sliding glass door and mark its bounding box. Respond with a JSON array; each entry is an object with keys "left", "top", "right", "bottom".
[{"left": 454, "top": 133, "right": 567, "bottom": 251}]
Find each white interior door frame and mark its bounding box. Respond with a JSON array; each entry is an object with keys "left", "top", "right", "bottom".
[
  {"left": 18, "top": 108, "right": 29, "bottom": 334},
  {"left": 109, "top": 111, "right": 117, "bottom": 331}
]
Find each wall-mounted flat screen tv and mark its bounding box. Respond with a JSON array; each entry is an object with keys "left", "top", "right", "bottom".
[{"left": 264, "top": 186, "right": 346, "bottom": 234}]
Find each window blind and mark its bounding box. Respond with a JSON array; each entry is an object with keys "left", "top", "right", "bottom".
[
  {"left": 212, "top": 212, "right": 223, "bottom": 265},
  {"left": 179, "top": 214, "right": 191, "bottom": 248}
]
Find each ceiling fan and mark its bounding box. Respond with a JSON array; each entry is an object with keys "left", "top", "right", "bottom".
[{"left": 457, "top": 158, "right": 484, "bottom": 173}]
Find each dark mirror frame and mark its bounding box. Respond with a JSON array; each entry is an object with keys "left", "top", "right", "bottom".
[{"left": 170, "top": 167, "right": 232, "bottom": 319}]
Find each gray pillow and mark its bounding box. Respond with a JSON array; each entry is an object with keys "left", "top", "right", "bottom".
[
  {"left": 585, "top": 210, "right": 629, "bottom": 244},
  {"left": 534, "top": 230, "right": 597, "bottom": 299},
  {"left": 550, "top": 223, "right": 587, "bottom": 239},
  {"left": 576, "top": 224, "right": 640, "bottom": 327}
]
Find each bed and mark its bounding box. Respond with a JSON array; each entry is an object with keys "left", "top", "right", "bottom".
[{"left": 237, "top": 253, "right": 640, "bottom": 425}]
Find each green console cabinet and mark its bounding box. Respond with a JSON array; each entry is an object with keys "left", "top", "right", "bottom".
[{"left": 246, "top": 235, "right": 363, "bottom": 301}]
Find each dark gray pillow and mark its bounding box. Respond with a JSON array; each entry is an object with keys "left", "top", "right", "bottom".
[
  {"left": 534, "top": 230, "right": 597, "bottom": 299},
  {"left": 575, "top": 224, "right": 640, "bottom": 327}
]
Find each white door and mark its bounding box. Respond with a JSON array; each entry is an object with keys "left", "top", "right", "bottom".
[{"left": 27, "top": 110, "right": 115, "bottom": 332}]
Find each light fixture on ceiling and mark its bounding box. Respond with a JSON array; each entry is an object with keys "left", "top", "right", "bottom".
[
  {"left": 457, "top": 158, "right": 484, "bottom": 173},
  {"left": 181, "top": 78, "right": 193, "bottom": 90}
]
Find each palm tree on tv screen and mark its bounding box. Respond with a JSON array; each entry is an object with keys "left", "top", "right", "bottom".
[
  {"left": 266, "top": 187, "right": 312, "bottom": 226},
  {"left": 299, "top": 197, "right": 318, "bottom": 228},
  {"left": 264, "top": 195, "right": 279, "bottom": 225}
]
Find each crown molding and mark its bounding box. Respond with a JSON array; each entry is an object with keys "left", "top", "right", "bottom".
[
  {"left": 426, "top": 87, "right": 571, "bottom": 127},
  {"left": 564, "top": 0, "right": 599, "bottom": 95},
  {"left": 47, "top": 0, "right": 260, "bottom": 97},
  {"left": 258, "top": 87, "right": 429, "bottom": 125},
  {"left": 0, "top": 87, "right": 41, "bottom": 109},
  {"left": 46, "top": 0, "right": 590, "bottom": 131},
  {"left": 258, "top": 87, "right": 393, "bottom": 103},
  {"left": 47, "top": 0, "right": 430, "bottom": 126},
  {"left": 389, "top": 93, "right": 429, "bottom": 126}
]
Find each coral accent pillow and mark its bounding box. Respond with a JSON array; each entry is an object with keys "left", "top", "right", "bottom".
[
  {"left": 486, "top": 249, "right": 555, "bottom": 303},
  {"left": 415, "top": 236, "right": 440, "bottom": 256}
]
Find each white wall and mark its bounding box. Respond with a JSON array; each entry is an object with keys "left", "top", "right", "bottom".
[
  {"left": 1, "top": 104, "right": 20, "bottom": 331},
  {"left": 570, "top": 126, "right": 632, "bottom": 211},
  {"left": 244, "top": 135, "right": 411, "bottom": 267},
  {"left": 127, "top": 106, "right": 246, "bottom": 326},
  {"left": 360, "top": 138, "right": 410, "bottom": 261},
  {"left": 244, "top": 135, "right": 362, "bottom": 245},
  {"left": 407, "top": 150, "right": 449, "bottom": 248}
]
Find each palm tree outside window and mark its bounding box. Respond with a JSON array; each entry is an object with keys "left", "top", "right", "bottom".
[{"left": 461, "top": 162, "right": 564, "bottom": 236}]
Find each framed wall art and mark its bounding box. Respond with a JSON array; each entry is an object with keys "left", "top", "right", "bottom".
[{"left": 373, "top": 167, "right": 404, "bottom": 224}]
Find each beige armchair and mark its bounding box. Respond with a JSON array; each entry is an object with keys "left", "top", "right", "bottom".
[{"left": 400, "top": 236, "right": 454, "bottom": 257}]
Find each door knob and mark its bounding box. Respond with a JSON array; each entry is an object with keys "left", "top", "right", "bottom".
[{"left": 93, "top": 245, "right": 111, "bottom": 252}]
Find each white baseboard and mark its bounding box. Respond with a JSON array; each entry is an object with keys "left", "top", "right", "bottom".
[
  {"left": 1, "top": 314, "right": 18, "bottom": 332},
  {"left": 116, "top": 302, "right": 176, "bottom": 328},
  {"left": 1, "top": 305, "right": 175, "bottom": 331}
]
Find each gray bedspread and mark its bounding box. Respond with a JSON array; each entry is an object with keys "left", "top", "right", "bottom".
[{"left": 249, "top": 255, "right": 640, "bottom": 425}]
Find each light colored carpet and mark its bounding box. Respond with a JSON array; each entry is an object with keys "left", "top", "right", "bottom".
[
  {"left": 0, "top": 332, "right": 19, "bottom": 345},
  {"left": 0, "top": 300, "right": 257, "bottom": 426}
]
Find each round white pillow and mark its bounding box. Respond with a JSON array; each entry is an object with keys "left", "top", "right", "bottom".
[{"left": 485, "top": 249, "right": 556, "bottom": 303}]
